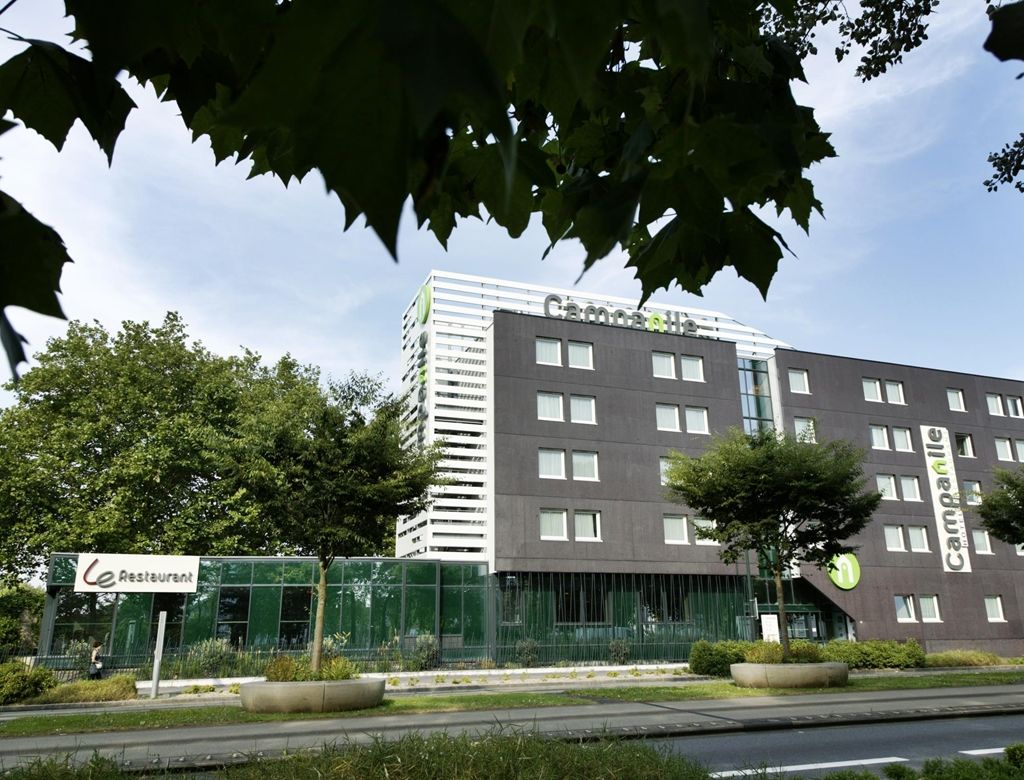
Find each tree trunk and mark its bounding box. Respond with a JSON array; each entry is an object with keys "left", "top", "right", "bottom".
[
  {"left": 774, "top": 566, "right": 791, "bottom": 662},
  {"left": 311, "top": 558, "right": 329, "bottom": 673}
]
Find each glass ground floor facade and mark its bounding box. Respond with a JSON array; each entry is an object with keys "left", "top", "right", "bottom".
[{"left": 41, "top": 554, "right": 848, "bottom": 666}]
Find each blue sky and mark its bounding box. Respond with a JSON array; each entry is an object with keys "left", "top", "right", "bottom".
[{"left": 2, "top": 1, "right": 1023, "bottom": 404}]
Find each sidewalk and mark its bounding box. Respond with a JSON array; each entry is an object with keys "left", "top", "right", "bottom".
[{"left": 1, "top": 673, "right": 1023, "bottom": 770}]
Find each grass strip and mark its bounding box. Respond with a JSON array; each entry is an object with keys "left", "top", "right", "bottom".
[{"left": 3, "top": 670, "right": 1024, "bottom": 739}]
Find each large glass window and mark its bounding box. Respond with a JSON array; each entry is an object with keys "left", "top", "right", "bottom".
[
  {"left": 279, "top": 586, "right": 312, "bottom": 648},
  {"left": 656, "top": 403, "right": 680, "bottom": 431},
  {"left": 570, "top": 395, "right": 596, "bottom": 424},
  {"left": 538, "top": 448, "right": 566, "bottom": 479},
  {"left": 652, "top": 351, "right": 676, "bottom": 378},
  {"left": 52, "top": 591, "right": 117, "bottom": 652},
  {"left": 216, "top": 587, "right": 250, "bottom": 646},
  {"left": 151, "top": 593, "right": 186, "bottom": 651},
  {"left": 740, "top": 359, "right": 775, "bottom": 433},
  {"left": 536, "top": 391, "right": 563, "bottom": 421},
  {"left": 555, "top": 581, "right": 607, "bottom": 624},
  {"left": 681, "top": 355, "right": 704, "bottom": 382},
  {"left": 571, "top": 451, "right": 599, "bottom": 481},
  {"left": 535, "top": 337, "right": 561, "bottom": 366},
  {"left": 567, "top": 341, "right": 593, "bottom": 369}
]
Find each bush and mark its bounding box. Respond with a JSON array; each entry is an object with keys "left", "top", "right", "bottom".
[
  {"left": 608, "top": 639, "right": 630, "bottom": 666},
  {"left": 688, "top": 640, "right": 751, "bottom": 677},
  {"left": 28, "top": 674, "right": 136, "bottom": 704},
  {"left": 788, "top": 639, "right": 823, "bottom": 663},
  {"left": 263, "top": 653, "right": 358, "bottom": 682},
  {"left": 1005, "top": 743, "right": 1024, "bottom": 769},
  {"left": 411, "top": 634, "right": 440, "bottom": 671},
  {"left": 320, "top": 655, "right": 359, "bottom": 681},
  {"left": 515, "top": 638, "right": 539, "bottom": 668},
  {"left": 925, "top": 650, "right": 1003, "bottom": 668},
  {"left": 0, "top": 661, "right": 57, "bottom": 704},
  {"left": 744, "top": 642, "right": 784, "bottom": 664},
  {"left": 263, "top": 655, "right": 305, "bottom": 682},
  {"left": 821, "top": 639, "right": 925, "bottom": 669}
]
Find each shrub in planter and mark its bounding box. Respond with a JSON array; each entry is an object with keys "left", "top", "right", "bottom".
[
  {"left": 608, "top": 639, "right": 630, "bottom": 666},
  {"left": 515, "top": 638, "right": 539, "bottom": 668},
  {"left": 0, "top": 660, "right": 56, "bottom": 704},
  {"left": 821, "top": 639, "right": 925, "bottom": 669},
  {"left": 263, "top": 653, "right": 358, "bottom": 682},
  {"left": 263, "top": 655, "right": 306, "bottom": 682},
  {"left": 787, "top": 639, "right": 823, "bottom": 663},
  {"left": 744, "top": 641, "right": 784, "bottom": 665},
  {"left": 688, "top": 640, "right": 751, "bottom": 677},
  {"left": 320, "top": 655, "right": 359, "bottom": 681}
]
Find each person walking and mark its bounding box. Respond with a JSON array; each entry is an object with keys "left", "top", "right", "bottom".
[{"left": 89, "top": 641, "right": 103, "bottom": 680}]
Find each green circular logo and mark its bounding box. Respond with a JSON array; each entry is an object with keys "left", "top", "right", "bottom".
[
  {"left": 828, "top": 553, "right": 861, "bottom": 590},
  {"left": 416, "top": 285, "right": 431, "bottom": 324}
]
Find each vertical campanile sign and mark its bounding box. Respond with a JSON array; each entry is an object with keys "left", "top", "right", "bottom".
[{"left": 921, "top": 426, "right": 971, "bottom": 573}]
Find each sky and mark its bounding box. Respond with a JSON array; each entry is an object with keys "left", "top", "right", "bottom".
[{"left": 2, "top": 1, "right": 1023, "bottom": 406}]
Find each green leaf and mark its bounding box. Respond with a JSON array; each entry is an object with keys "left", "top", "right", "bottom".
[
  {"left": 984, "top": 1, "right": 1024, "bottom": 63},
  {"left": 0, "top": 191, "right": 70, "bottom": 317}
]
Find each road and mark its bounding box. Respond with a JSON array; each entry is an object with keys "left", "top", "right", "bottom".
[{"left": 660, "top": 713, "right": 1024, "bottom": 777}]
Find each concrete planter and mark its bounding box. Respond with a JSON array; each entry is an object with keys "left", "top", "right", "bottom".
[
  {"left": 730, "top": 662, "right": 849, "bottom": 688},
  {"left": 239, "top": 678, "right": 385, "bottom": 713}
]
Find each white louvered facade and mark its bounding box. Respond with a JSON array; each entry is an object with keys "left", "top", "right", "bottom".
[{"left": 396, "top": 270, "right": 790, "bottom": 567}]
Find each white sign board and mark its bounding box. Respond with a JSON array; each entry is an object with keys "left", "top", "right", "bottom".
[
  {"left": 920, "top": 426, "right": 971, "bottom": 573},
  {"left": 760, "top": 614, "right": 781, "bottom": 643},
  {"left": 74, "top": 554, "right": 201, "bottom": 593}
]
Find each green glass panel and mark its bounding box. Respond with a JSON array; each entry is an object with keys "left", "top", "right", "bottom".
[
  {"left": 253, "top": 562, "right": 283, "bottom": 585},
  {"left": 404, "top": 587, "right": 436, "bottom": 636},
  {"left": 463, "top": 564, "right": 488, "bottom": 586},
  {"left": 112, "top": 593, "right": 152, "bottom": 654},
  {"left": 221, "top": 561, "right": 252, "bottom": 584},
  {"left": 369, "top": 586, "right": 402, "bottom": 646},
  {"left": 462, "top": 587, "right": 487, "bottom": 645},
  {"left": 50, "top": 556, "right": 78, "bottom": 585},
  {"left": 248, "top": 587, "right": 282, "bottom": 648},
  {"left": 340, "top": 584, "right": 372, "bottom": 648},
  {"left": 310, "top": 586, "right": 343, "bottom": 639},
  {"left": 343, "top": 561, "right": 372, "bottom": 585},
  {"left": 197, "top": 560, "right": 220, "bottom": 586},
  {"left": 372, "top": 562, "right": 401, "bottom": 585},
  {"left": 440, "top": 564, "right": 462, "bottom": 587},
  {"left": 325, "top": 562, "right": 344, "bottom": 585},
  {"left": 441, "top": 587, "right": 462, "bottom": 635},
  {"left": 404, "top": 562, "right": 437, "bottom": 586},
  {"left": 283, "top": 561, "right": 315, "bottom": 584},
  {"left": 182, "top": 588, "right": 218, "bottom": 645}
]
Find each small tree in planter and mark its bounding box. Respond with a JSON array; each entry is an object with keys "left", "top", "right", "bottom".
[
  {"left": 242, "top": 367, "right": 443, "bottom": 672},
  {"left": 665, "top": 428, "right": 880, "bottom": 661}
]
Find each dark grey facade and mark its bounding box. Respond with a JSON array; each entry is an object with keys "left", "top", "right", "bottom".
[{"left": 490, "top": 311, "right": 1024, "bottom": 654}]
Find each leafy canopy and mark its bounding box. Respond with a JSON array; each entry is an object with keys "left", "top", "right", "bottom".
[
  {"left": 665, "top": 428, "right": 881, "bottom": 571},
  {"left": 977, "top": 467, "right": 1024, "bottom": 546},
  {"left": 4, "top": 0, "right": 1007, "bottom": 379}
]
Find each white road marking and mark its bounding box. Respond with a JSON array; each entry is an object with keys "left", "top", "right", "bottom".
[
  {"left": 960, "top": 748, "right": 1006, "bottom": 756},
  {"left": 711, "top": 757, "right": 908, "bottom": 778}
]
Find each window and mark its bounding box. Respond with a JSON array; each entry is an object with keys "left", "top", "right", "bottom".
[
  {"left": 685, "top": 406, "right": 710, "bottom": 435},
  {"left": 656, "top": 403, "right": 680, "bottom": 431},
  {"left": 538, "top": 449, "right": 566, "bottom": 479},
  {"left": 539, "top": 509, "right": 567, "bottom": 540},
  {"left": 947, "top": 388, "right": 966, "bottom": 412},
  {"left": 536, "top": 391, "right": 563, "bottom": 421},
  {"left": 972, "top": 529, "right": 993, "bottom": 554},
  {"left": 1016, "top": 439, "right": 1024, "bottom": 462},
  {"left": 652, "top": 351, "right": 676, "bottom": 379},
  {"left": 1007, "top": 396, "right": 1024, "bottom": 418},
  {"left": 216, "top": 587, "right": 250, "bottom": 646},
  {"left": 572, "top": 451, "right": 599, "bottom": 481},
  {"left": 681, "top": 355, "right": 704, "bottom": 382},
  {"left": 659, "top": 456, "right": 671, "bottom": 486},
  {"left": 995, "top": 437, "right": 1014, "bottom": 461},
  {"left": 663, "top": 515, "right": 688, "bottom": 544},
  {"left": 987, "top": 393, "right": 1005, "bottom": 416},
  {"left": 906, "top": 525, "right": 929, "bottom": 552},
  {"left": 536, "top": 337, "right": 561, "bottom": 366},
  {"left": 570, "top": 395, "right": 596, "bottom": 424},
  {"left": 788, "top": 369, "right": 810, "bottom": 394},
  {"left": 984, "top": 595, "right": 1006, "bottom": 622},
  {"left": 574, "top": 511, "right": 601, "bottom": 541},
  {"left": 877, "top": 474, "right": 897, "bottom": 500},
  {"left": 895, "top": 595, "right": 916, "bottom": 622},
  {"left": 692, "top": 517, "right": 718, "bottom": 545},
  {"left": 279, "top": 587, "right": 313, "bottom": 648},
  {"left": 893, "top": 427, "right": 913, "bottom": 452},
  {"left": 567, "top": 340, "right": 593, "bottom": 369},
  {"left": 863, "top": 378, "right": 883, "bottom": 402},
  {"left": 955, "top": 433, "right": 975, "bottom": 458},
  {"left": 900, "top": 476, "right": 922, "bottom": 502},
  {"left": 794, "top": 417, "right": 816, "bottom": 442},
  {"left": 885, "top": 381, "right": 905, "bottom": 405},
  {"left": 918, "top": 595, "right": 941, "bottom": 623},
  {"left": 870, "top": 425, "right": 890, "bottom": 450},
  {"left": 884, "top": 525, "right": 905, "bottom": 551},
  {"left": 963, "top": 480, "right": 982, "bottom": 506}
]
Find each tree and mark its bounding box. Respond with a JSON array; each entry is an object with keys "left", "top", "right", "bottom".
[
  {"left": 239, "top": 368, "right": 443, "bottom": 672},
  {"left": 977, "top": 467, "right": 1024, "bottom": 546},
  {"left": 0, "top": 313, "right": 284, "bottom": 579},
  {"left": 3, "top": 0, "right": 1004, "bottom": 379},
  {"left": 665, "top": 428, "right": 881, "bottom": 660},
  {"left": 0, "top": 583, "right": 43, "bottom": 652}
]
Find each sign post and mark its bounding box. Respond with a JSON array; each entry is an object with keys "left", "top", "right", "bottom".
[{"left": 150, "top": 611, "right": 167, "bottom": 699}]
